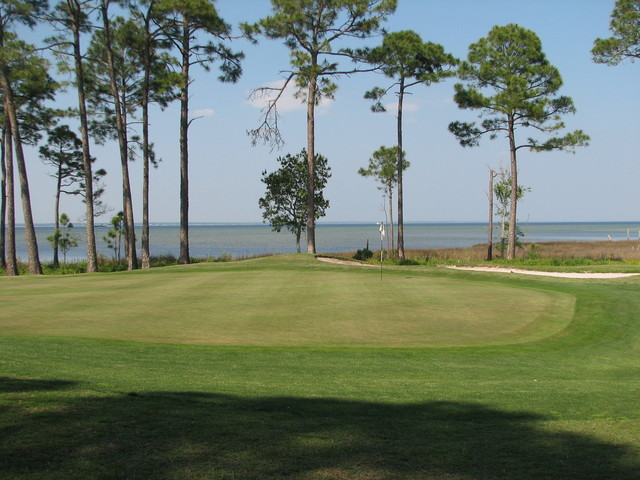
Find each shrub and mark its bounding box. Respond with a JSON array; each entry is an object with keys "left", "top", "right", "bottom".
[
  {"left": 353, "top": 248, "right": 373, "bottom": 261},
  {"left": 398, "top": 258, "right": 420, "bottom": 265}
]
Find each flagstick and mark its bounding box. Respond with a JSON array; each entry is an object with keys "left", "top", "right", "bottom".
[
  {"left": 380, "top": 236, "right": 383, "bottom": 280},
  {"left": 378, "top": 222, "right": 385, "bottom": 281}
]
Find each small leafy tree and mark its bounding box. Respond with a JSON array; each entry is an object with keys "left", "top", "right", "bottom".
[
  {"left": 592, "top": 0, "right": 640, "bottom": 65},
  {"left": 47, "top": 213, "right": 79, "bottom": 264},
  {"left": 259, "top": 149, "right": 331, "bottom": 253},
  {"left": 358, "top": 145, "right": 409, "bottom": 252},
  {"left": 494, "top": 167, "right": 529, "bottom": 258},
  {"left": 103, "top": 210, "right": 125, "bottom": 263},
  {"left": 39, "top": 125, "right": 85, "bottom": 267}
]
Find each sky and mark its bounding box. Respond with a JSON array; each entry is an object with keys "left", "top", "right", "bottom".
[{"left": 14, "top": 0, "right": 640, "bottom": 225}]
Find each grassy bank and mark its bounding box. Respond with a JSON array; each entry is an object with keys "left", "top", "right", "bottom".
[{"left": 1, "top": 255, "right": 639, "bottom": 479}]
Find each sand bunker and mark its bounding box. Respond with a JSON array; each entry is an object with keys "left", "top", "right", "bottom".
[
  {"left": 442, "top": 266, "right": 640, "bottom": 279},
  {"left": 316, "top": 257, "right": 378, "bottom": 267},
  {"left": 316, "top": 257, "right": 639, "bottom": 279}
]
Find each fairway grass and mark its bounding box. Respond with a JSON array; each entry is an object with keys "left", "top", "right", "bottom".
[{"left": 1, "top": 255, "right": 639, "bottom": 479}]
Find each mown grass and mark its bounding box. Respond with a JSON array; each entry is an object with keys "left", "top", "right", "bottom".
[
  {"left": 0, "top": 255, "right": 575, "bottom": 347},
  {"left": 1, "top": 254, "right": 639, "bottom": 479}
]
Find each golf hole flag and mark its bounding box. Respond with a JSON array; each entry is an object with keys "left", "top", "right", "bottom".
[{"left": 379, "top": 222, "right": 386, "bottom": 241}]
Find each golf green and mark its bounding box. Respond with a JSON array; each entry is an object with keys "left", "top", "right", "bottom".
[{"left": 0, "top": 255, "right": 573, "bottom": 347}]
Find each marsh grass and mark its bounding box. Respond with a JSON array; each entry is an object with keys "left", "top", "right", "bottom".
[
  {"left": 331, "top": 240, "right": 640, "bottom": 267},
  {"left": 406, "top": 240, "right": 640, "bottom": 264}
]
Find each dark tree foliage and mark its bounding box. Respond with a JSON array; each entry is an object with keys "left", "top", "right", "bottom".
[
  {"left": 358, "top": 145, "right": 409, "bottom": 252},
  {"left": 39, "top": 124, "right": 105, "bottom": 266},
  {"left": 593, "top": 0, "right": 640, "bottom": 65},
  {"left": 259, "top": 149, "right": 331, "bottom": 253}
]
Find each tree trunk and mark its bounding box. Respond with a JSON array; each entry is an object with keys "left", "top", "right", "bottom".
[
  {"left": 69, "top": 2, "right": 98, "bottom": 272},
  {"left": 1, "top": 121, "right": 6, "bottom": 270},
  {"left": 305, "top": 67, "right": 317, "bottom": 254},
  {"left": 3, "top": 117, "right": 18, "bottom": 276},
  {"left": 396, "top": 77, "right": 405, "bottom": 260},
  {"left": 0, "top": 70, "right": 42, "bottom": 274},
  {"left": 178, "top": 22, "right": 190, "bottom": 264},
  {"left": 500, "top": 210, "right": 507, "bottom": 258},
  {"left": 100, "top": 1, "right": 137, "bottom": 270},
  {"left": 119, "top": 93, "right": 137, "bottom": 270},
  {"left": 487, "top": 169, "right": 494, "bottom": 261},
  {"left": 388, "top": 187, "right": 394, "bottom": 252},
  {"left": 141, "top": 10, "right": 152, "bottom": 269},
  {"left": 507, "top": 115, "right": 518, "bottom": 260},
  {"left": 296, "top": 232, "right": 301, "bottom": 254},
  {"left": 53, "top": 163, "right": 62, "bottom": 268},
  {"left": 141, "top": 94, "right": 151, "bottom": 268}
]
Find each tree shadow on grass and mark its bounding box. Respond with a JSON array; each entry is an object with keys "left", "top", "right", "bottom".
[
  {"left": 1, "top": 379, "right": 638, "bottom": 479},
  {"left": 0, "top": 376, "right": 77, "bottom": 393}
]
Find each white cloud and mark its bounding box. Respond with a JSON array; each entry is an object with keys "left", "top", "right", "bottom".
[
  {"left": 191, "top": 108, "right": 215, "bottom": 119},
  {"left": 247, "top": 79, "right": 333, "bottom": 113},
  {"left": 383, "top": 101, "right": 420, "bottom": 114}
]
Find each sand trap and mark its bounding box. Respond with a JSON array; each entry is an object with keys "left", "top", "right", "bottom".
[
  {"left": 316, "top": 257, "right": 378, "bottom": 267},
  {"left": 443, "top": 266, "right": 640, "bottom": 279},
  {"left": 316, "top": 257, "right": 639, "bottom": 279}
]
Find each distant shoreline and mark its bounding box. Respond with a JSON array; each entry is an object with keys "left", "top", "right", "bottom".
[
  {"left": 10, "top": 222, "right": 640, "bottom": 263},
  {"left": 17, "top": 220, "right": 640, "bottom": 229}
]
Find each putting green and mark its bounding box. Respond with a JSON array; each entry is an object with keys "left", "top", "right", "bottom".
[{"left": 0, "top": 255, "right": 575, "bottom": 347}]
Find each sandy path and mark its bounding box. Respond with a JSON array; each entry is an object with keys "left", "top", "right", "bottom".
[
  {"left": 442, "top": 266, "right": 640, "bottom": 279},
  {"left": 316, "top": 257, "right": 378, "bottom": 267},
  {"left": 316, "top": 257, "right": 639, "bottom": 279}
]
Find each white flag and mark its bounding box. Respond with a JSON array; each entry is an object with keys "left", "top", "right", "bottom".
[{"left": 379, "top": 222, "right": 386, "bottom": 240}]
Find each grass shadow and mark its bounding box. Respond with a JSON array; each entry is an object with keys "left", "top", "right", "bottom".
[
  {"left": 1, "top": 381, "right": 638, "bottom": 479},
  {"left": 0, "top": 376, "right": 78, "bottom": 393}
]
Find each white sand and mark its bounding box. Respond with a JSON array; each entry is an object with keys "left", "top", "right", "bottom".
[
  {"left": 442, "top": 266, "right": 640, "bottom": 279},
  {"left": 316, "top": 257, "right": 378, "bottom": 267},
  {"left": 316, "top": 257, "right": 639, "bottom": 279}
]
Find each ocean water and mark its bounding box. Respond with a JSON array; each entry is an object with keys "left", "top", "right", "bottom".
[{"left": 9, "top": 221, "right": 640, "bottom": 262}]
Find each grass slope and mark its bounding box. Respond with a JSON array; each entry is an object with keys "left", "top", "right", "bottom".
[{"left": 1, "top": 255, "right": 639, "bottom": 479}]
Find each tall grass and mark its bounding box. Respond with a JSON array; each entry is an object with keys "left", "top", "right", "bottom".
[{"left": 402, "top": 240, "right": 640, "bottom": 265}]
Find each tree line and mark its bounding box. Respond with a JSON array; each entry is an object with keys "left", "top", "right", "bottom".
[{"left": 1, "top": 0, "right": 637, "bottom": 275}]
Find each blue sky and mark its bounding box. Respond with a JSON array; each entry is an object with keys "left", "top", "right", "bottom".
[{"left": 17, "top": 0, "right": 639, "bottom": 225}]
